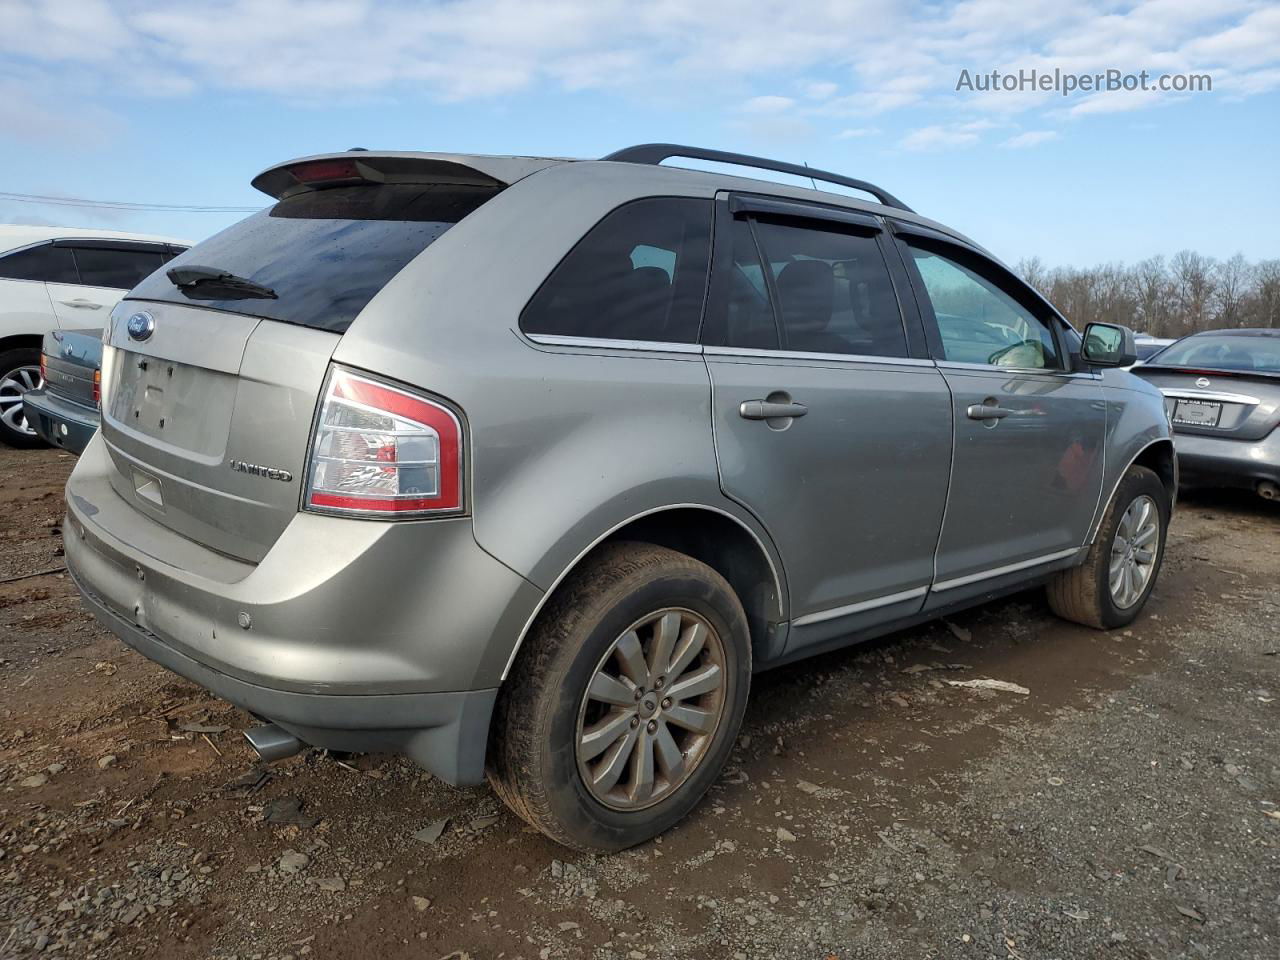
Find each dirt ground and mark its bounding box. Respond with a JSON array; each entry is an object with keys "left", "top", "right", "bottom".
[{"left": 1, "top": 447, "right": 1277, "bottom": 960}]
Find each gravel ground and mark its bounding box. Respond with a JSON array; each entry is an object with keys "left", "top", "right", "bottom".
[{"left": 1, "top": 446, "right": 1277, "bottom": 960}]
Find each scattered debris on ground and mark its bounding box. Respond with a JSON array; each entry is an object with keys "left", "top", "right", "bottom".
[{"left": 2, "top": 448, "right": 1277, "bottom": 959}]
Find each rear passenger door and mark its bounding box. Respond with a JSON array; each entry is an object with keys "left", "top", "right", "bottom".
[
  {"left": 703, "top": 195, "right": 953, "bottom": 653},
  {"left": 46, "top": 242, "right": 174, "bottom": 326},
  {"left": 891, "top": 225, "right": 1106, "bottom": 606}
]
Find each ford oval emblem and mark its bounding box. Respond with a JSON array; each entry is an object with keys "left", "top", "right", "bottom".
[
  {"left": 126, "top": 311, "right": 155, "bottom": 342},
  {"left": 1195, "top": 377, "right": 1210, "bottom": 388}
]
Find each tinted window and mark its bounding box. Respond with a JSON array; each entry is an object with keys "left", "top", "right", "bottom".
[
  {"left": 1149, "top": 333, "right": 1280, "bottom": 373},
  {"left": 718, "top": 218, "right": 777, "bottom": 348},
  {"left": 909, "top": 244, "right": 1061, "bottom": 369},
  {"left": 748, "top": 217, "right": 907, "bottom": 357},
  {"left": 129, "top": 184, "right": 499, "bottom": 333},
  {"left": 72, "top": 247, "right": 167, "bottom": 289},
  {"left": 521, "top": 198, "right": 712, "bottom": 343},
  {"left": 0, "top": 243, "right": 78, "bottom": 284}
]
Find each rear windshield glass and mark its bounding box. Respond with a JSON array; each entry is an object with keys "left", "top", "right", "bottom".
[
  {"left": 1149, "top": 334, "right": 1280, "bottom": 374},
  {"left": 128, "top": 183, "right": 498, "bottom": 333}
]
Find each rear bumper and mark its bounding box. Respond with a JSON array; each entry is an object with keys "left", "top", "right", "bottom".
[
  {"left": 23, "top": 389, "right": 98, "bottom": 454},
  {"left": 1173, "top": 427, "right": 1280, "bottom": 490},
  {"left": 72, "top": 566, "right": 496, "bottom": 783},
  {"left": 64, "top": 434, "right": 543, "bottom": 784}
]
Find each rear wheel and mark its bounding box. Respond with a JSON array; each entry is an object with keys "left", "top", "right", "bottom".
[
  {"left": 1047, "top": 465, "right": 1169, "bottom": 629},
  {"left": 0, "top": 347, "right": 46, "bottom": 448},
  {"left": 488, "top": 542, "right": 750, "bottom": 852}
]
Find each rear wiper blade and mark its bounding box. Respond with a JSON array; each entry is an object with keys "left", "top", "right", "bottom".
[{"left": 166, "top": 265, "right": 277, "bottom": 300}]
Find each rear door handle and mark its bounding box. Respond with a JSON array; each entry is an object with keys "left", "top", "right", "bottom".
[
  {"left": 739, "top": 400, "right": 808, "bottom": 420},
  {"left": 58, "top": 299, "right": 102, "bottom": 309},
  {"left": 966, "top": 403, "right": 1011, "bottom": 420}
]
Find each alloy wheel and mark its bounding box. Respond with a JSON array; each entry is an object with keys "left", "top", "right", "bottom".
[
  {"left": 0, "top": 364, "right": 43, "bottom": 437},
  {"left": 1109, "top": 494, "right": 1160, "bottom": 609},
  {"left": 575, "top": 607, "right": 727, "bottom": 811}
]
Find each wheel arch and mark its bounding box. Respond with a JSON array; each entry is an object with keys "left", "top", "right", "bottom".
[
  {"left": 1087, "top": 437, "right": 1177, "bottom": 545},
  {"left": 0, "top": 333, "right": 43, "bottom": 356},
  {"left": 501, "top": 503, "right": 787, "bottom": 682}
]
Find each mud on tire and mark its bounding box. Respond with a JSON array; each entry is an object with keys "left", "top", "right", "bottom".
[
  {"left": 487, "top": 542, "right": 751, "bottom": 852},
  {"left": 1047, "top": 465, "right": 1170, "bottom": 630}
]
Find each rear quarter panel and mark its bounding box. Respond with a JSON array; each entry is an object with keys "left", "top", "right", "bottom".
[{"left": 331, "top": 162, "right": 786, "bottom": 609}]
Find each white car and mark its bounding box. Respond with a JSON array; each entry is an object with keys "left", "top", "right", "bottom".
[{"left": 0, "top": 225, "right": 189, "bottom": 446}]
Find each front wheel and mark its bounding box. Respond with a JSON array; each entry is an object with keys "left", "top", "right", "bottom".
[
  {"left": 0, "top": 347, "right": 47, "bottom": 448},
  {"left": 487, "top": 542, "right": 751, "bottom": 852},
  {"left": 1047, "top": 465, "right": 1170, "bottom": 629}
]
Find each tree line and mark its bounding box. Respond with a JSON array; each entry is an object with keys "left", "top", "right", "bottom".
[{"left": 1014, "top": 252, "right": 1280, "bottom": 338}]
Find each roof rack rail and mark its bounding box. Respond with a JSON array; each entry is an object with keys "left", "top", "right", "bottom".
[{"left": 601, "top": 143, "right": 913, "bottom": 213}]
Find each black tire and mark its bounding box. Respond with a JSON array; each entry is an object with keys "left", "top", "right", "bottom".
[
  {"left": 488, "top": 542, "right": 751, "bottom": 852},
  {"left": 1047, "top": 465, "right": 1170, "bottom": 629},
  {"left": 0, "top": 347, "right": 47, "bottom": 449}
]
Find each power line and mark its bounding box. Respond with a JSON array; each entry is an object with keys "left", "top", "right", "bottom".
[{"left": 0, "top": 191, "right": 262, "bottom": 213}]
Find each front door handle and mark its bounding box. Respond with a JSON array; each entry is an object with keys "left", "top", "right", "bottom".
[
  {"left": 966, "top": 403, "right": 1012, "bottom": 420},
  {"left": 58, "top": 299, "right": 102, "bottom": 309},
  {"left": 740, "top": 399, "right": 809, "bottom": 420}
]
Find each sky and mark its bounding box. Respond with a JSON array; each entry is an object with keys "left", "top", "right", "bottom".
[{"left": 1, "top": 0, "right": 1278, "bottom": 268}]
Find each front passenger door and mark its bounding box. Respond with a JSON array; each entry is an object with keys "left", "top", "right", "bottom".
[{"left": 894, "top": 228, "right": 1106, "bottom": 605}]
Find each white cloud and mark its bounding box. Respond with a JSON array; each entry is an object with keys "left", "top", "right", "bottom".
[
  {"left": 835, "top": 127, "right": 879, "bottom": 139},
  {"left": 740, "top": 95, "right": 797, "bottom": 114},
  {"left": 1000, "top": 130, "right": 1060, "bottom": 148},
  {"left": 0, "top": 0, "right": 1274, "bottom": 145},
  {"left": 900, "top": 124, "right": 981, "bottom": 151},
  {"left": 804, "top": 81, "right": 839, "bottom": 100}
]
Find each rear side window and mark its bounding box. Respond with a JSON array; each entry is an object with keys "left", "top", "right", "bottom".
[
  {"left": 0, "top": 243, "right": 78, "bottom": 284},
  {"left": 72, "top": 247, "right": 167, "bottom": 289},
  {"left": 716, "top": 215, "right": 908, "bottom": 357},
  {"left": 520, "top": 198, "right": 713, "bottom": 344},
  {"left": 128, "top": 184, "right": 499, "bottom": 333}
]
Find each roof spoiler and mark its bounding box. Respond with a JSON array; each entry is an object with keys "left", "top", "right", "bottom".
[{"left": 251, "top": 152, "right": 560, "bottom": 200}]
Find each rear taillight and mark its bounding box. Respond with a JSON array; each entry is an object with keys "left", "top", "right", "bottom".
[
  {"left": 93, "top": 369, "right": 101, "bottom": 408},
  {"left": 304, "top": 367, "right": 463, "bottom": 517},
  {"left": 39, "top": 353, "right": 47, "bottom": 382}
]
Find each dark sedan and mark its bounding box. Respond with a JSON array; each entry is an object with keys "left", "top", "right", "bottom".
[
  {"left": 1133, "top": 328, "right": 1280, "bottom": 500},
  {"left": 23, "top": 328, "right": 101, "bottom": 455}
]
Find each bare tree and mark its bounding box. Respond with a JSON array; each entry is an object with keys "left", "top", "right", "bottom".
[
  {"left": 1252, "top": 260, "right": 1280, "bottom": 328},
  {"left": 1003, "top": 250, "right": 1277, "bottom": 335},
  {"left": 1129, "top": 256, "right": 1171, "bottom": 336},
  {"left": 1169, "top": 250, "right": 1218, "bottom": 334},
  {"left": 1213, "top": 253, "right": 1252, "bottom": 328}
]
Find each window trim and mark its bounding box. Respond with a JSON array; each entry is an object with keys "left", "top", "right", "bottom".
[
  {"left": 68, "top": 244, "right": 169, "bottom": 291},
  {"left": 701, "top": 191, "right": 921, "bottom": 362},
  {"left": 890, "top": 226, "right": 1071, "bottom": 375},
  {"left": 516, "top": 195, "right": 715, "bottom": 347},
  {"left": 0, "top": 240, "right": 82, "bottom": 286},
  {"left": 0, "top": 238, "right": 183, "bottom": 288},
  {"left": 522, "top": 333, "right": 703, "bottom": 355}
]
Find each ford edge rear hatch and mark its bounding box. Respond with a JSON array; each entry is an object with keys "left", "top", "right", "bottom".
[{"left": 99, "top": 153, "right": 544, "bottom": 564}]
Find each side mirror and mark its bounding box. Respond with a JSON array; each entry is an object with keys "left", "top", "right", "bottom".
[{"left": 1081, "top": 322, "right": 1137, "bottom": 367}]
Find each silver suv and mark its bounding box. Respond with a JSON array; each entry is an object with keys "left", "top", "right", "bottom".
[{"left": 65, "top": 145, "right": 1175, "bottom": 851}]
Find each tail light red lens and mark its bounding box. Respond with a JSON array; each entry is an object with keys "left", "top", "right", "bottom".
[
  {"left": 304, "top": 367, "right": 464, "bottom": 517},
  {"left": 93, "top": 370, "right": 101, "bottom": 408},
  {"left": 40, "top": 353, "right": 47, "bottom": 382}
]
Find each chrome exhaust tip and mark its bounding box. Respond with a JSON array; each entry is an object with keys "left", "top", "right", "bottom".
[
  {"left": 1258, "top": 480, "right": 1280, "bottom": 501},
  {"left": 243, "top": 724, "right": 304, "bottom": 763}
]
